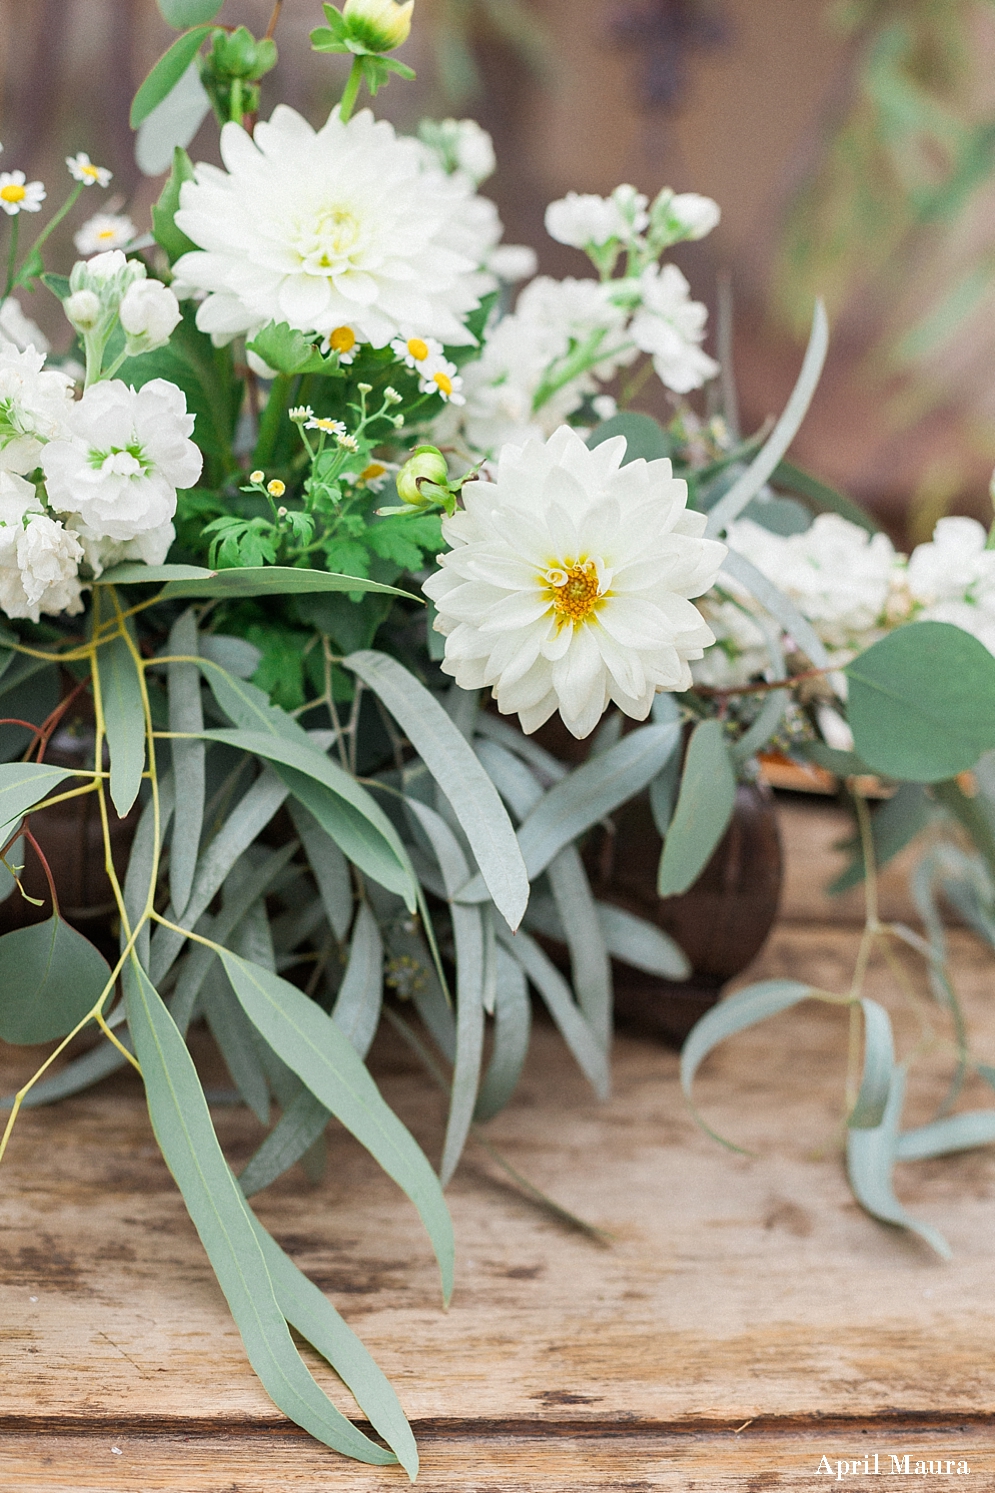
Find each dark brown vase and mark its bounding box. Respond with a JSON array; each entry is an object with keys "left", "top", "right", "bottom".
[
  {"left": 586, "top": 778, "right": 783, "bottom": 1047},
  {"left": 0, "top": 705, "right": 137, "bottom": 960}
]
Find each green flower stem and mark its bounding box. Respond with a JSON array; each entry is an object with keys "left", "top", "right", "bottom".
[
  {"left": 251, "top": 373, "right": 294, "bottom": 469},
  {"left": 338, "top": 57, "right": 365, "bottom": 123},
  {"left": 28, "top": 180, "right": 82, "bottom": 262},
  {"left": 3, "top": 214, "right": 19, "bottom": 300},
  {"left": 532, "top": 329, "right": 636, "bottom": 415},
  {"left": 229, "top": 76, "right": 245, "bottom": 124}
]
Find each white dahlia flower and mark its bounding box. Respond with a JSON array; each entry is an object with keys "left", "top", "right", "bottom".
[
  {"left": 0, "top": 344, "right": 74, "bottom": 475},
  {"left": 423, "top": 426, "right": 726, "bottom": 738},
  {"left": 172, "top": 105, "right": 501, "bottom": 349},
  {"left": 41, "top": 378, "right": 201, "bottom": 545},
  {"left": 907, "top": 516, "right": 995, "bottom": 655},
  {"left": 629, "top": 263, "right": 719, "bottom": 394},
  {"left": 0, "top": 471, "right": 84, "bottom": 622}
]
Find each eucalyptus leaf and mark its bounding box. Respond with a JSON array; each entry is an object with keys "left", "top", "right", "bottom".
[
  {"left": 98, "top": 631, "right": 147, "bottom": 818},
  {"left": 289, "top": 801, "right": 353, "bottom": 941},
  {"left": 136, "top": 62, "right": 211, "bottom": 177},
  {"left": 332, "top": 901, "right": 383, "bottom": 1059},
  {"left": 587, "top": 411, "right": 671, "bottom": 463},
  {"left": 122, "top": 773, "right": 175, "bottom": 971},
  {"left": 848, "top": 998, "right": 894, "bottom": 1129},
  {"left": 547, "top": 846, "right": 612, "bottom": 1053},
  {"left": 131, "top": 26, "right": 215, "bottom": 128},
  {"left": 720, "top": 550, "right": 830, "bottom": 670},
  {"left": 346, "top": 650, "right": 529, "bottom": 931},
  {"left": 495, "top": 923, "right": 609, "bottom": 1099},
  {"left": 473, "top": 946, "right": 531, "bottom": 1123},
  {"left": 731, "top": 689, "right": 790, "bottom": 765},
  {"left": 407, "top": 799, "right": 485, "bottom": 1184},
  {"left": 157, "top": 0, "right": 224, "bottom": 30},
  {"left": 163, "top": 567, "right": 413, "bottom": 601},
  {"left": 0, "top": 762, "right": 76, "bottom": 835},
  {"left": 239, "top": 1088, "right": 331, "bottom": 1199},
  {"left": 681, "top": 979, "right": 813, "bottom": 1107},
  {"left": 846, "top": 1064, "right": 951, "bottom": 1258},
  {"left": 168, "top": 610, "right": 205, "bottom": 917},
  {"left": 216, "top": 948, "right": 455, "bottom": 1301},
  {"left": 829, "top": 783, "right": 933, "bottom": 895},
  {"left": 658, "top": 720, "right": 736, "bottom": 898},
  {"left": 123, "top": 960, "right": 398, "bottom": 1463},
  {"left": 0, "top": 917, "right": 111, "bottom": 1044},
  {"left": 845, "top": 621, "right": 995, "bottom": 782},
  {"left": 706, "top": 300, "right": 829, "bottom": 537},
  {"left": 199, "top": 633, "right": 262, "bottom": 680},
  {"left": 895, "top": 1110, "right": 995, "bottom": 1161},
  {"left": 595, "top": 902, "right": 690, "bottom": 979},
  {"left": 201, "top": 961, "right": 272, "bottom": 1126}
]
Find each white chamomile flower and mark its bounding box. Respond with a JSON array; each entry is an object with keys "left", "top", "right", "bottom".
[
  {"left": 337, "top": 432, "right": 359, "bottom": 451},
  {"left": 289, "top": 404, "right": 314, "bottom": 422},
  {"left": 74, "top": 212, "right": 136, "bottom": 257},
  {"left": 356, "top": 459, "right": 398, "bottom": 492},
  {"left": 172, "top": 104, "right": 501, "bottom": 349},
  {"left": 66, "top": 153, "right": 112, "bottom": 188},
  {"left": 418, "top": 353, "right": 465, "bottom": 404},
  {"left": 391, "top": 334, "right": 443, "bottom": 370},
  {"left": 41, "top": 378, "right": 202, "bottom": 546},
  {"left": 423, "top": 425, "right": 727, "bottom": 738},
  {"left": 322, "top": 325, "right": 358, "bottom": 364},
  {"left": 0, "top": 171, "right": 45, "bottom": 216},
  {"left": 629, "top": 263, "right": 719, "bottom": 394},
  {"left": 306, "top": 415, "right": 346, "bottom": 436}
]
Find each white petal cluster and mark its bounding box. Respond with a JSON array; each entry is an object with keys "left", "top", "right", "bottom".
[
  {"left": 41, "top": 379, "right": 201, "bottom": 558},
  {"left": 545, "top": 192, "right": 632, "bottom": 250},
  {"left": 417, "top": 118, "right": 496, "bottom": 186},
  {"left": 727, "top": 514, "right": 901, "bottom": 657},
  {"left": 74, "top": 212, "right": 137, "bottom": 258},
  {"left": 0, "top": 343, "right": 74, "bottom": 475},
  {"left": 424, "top": 426, "right": 726, "bottom": 738},
  {"left": 0, "top": 297, "right": 50, "bottom": 355},
  {"left": 172, "top": 105, "right": 502, "bottom": 349},
  {"left": 691, "top": 593, "right": 771, "bottom": 689},
  {"left": 629, "top": 264, "right": 719, "bottom": 394},
  {"left": 906, "top": 517, "right": 995, "bottom": 654},
  {"left": 437, "top": 277, "right": 636, "bottom": 456},
  {"left": 0, "top": 471, "right": 83, "bottom": 622},
  {"left": 119, "top": 277, "right": 183, "bottom": 353}
]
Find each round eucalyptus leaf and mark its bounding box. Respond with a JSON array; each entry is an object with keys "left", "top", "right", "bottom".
[
  {"left": 0, "top": 916, "right": 111, "bottom": 1044},
  {"left": 845, "top": 621, "right": 995, "bottom": 783},
  {"left": 587, "top": 412, "right": 672, "bottom": 465}
]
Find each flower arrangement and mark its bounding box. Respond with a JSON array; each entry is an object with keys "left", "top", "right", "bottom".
[{"left": 4, "top": 0, "right": 995, "bottom": 1475}]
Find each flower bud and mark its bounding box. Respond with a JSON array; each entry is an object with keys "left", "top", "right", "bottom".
[
  {"left": 397, "top": 445, "right": 448, "bottom": 507},
  {"left": 342, "top": 0, "right": 414, "bottom": 53},
  {"left": 63, "top": 289, "right": 102, "bottom": 333},
  {"left": 119, "top": 278, "right": 182, "bottom": 353}
]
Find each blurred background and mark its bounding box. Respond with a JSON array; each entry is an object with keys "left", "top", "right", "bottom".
[{"left": 4, "top": 0, "right": 995, "bottom": 542}]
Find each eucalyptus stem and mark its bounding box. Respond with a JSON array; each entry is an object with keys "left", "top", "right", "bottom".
[{"left": 338, "top": 57, "right": 364, "bottom": 123}]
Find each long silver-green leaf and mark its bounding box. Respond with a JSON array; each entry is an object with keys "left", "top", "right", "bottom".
[
  {"left": 847, "top": 1064, "right": 951, "bottom": 1258},
  {"left": 99, "top": 631, "right": 147, "bottom": 817},
  {"left": 167, "top": 609, "right": 205, "bottom": 916},
  {"left": 346, "top": 650, "right": 529, "bottom": 930}
]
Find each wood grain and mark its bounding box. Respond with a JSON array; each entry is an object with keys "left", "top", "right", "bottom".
[{"left": 3, "top": 801, "right": 995, "bottom": 1488}]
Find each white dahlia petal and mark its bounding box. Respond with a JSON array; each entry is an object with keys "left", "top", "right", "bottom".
[{"left": 425, "top": 426, "right": 727, "bottom": 737}]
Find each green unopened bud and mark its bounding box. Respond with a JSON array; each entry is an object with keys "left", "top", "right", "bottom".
[
  {"left": 397, "top": 445, "right": 448, "bottom": 507},
  {"left": 343, "top": 0, "right": 414, "bottom": 52},
  {"left": 63, "top": 289, "right": 102, "bottom": 333}
]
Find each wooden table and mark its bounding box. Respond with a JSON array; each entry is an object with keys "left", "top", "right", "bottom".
[{"left": 4, "top": 799, "right": 995, "bottom": 1490}]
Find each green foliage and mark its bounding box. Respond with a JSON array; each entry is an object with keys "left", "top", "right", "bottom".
[
  {"left": 98, "top": 632, "right": 146, "bottom": 818},
  {"left": 588, "top": 411, "right": 673, "bottom": 464},
  {"left": 845, "top": 621, "right": 995, "bottom": 781},
  {"left": 657, "top": 720, "right": 736, "bottom": 898},
  {"left": 248, "top": 323, "right": 343, "bottom": 378},
  {"left": 0, "top": 917, "right": 110, "bottom": 1044},
  {"left": 131, "top": 25, "right": 215, "bottom": 128},
  {"left": 151, "top": 148, "right": 198, "bottom": 264},
  {"left": 829, "top": 782, "right": 934, "bottom": 894},
  {"left": 0, "top": 762, "right": 76, "bottom": 836},
  {"left": 198, "top": 27, "right": 279, "bottom": 125},
  {"left": 157, "top": 0, "right": 224, "bottom": 25}
]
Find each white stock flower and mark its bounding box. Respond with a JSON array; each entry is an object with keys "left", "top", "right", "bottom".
[
  {"left": 486, "top": 244, "right": 537, "bottom": 283},
  {"left": 728, "top": 513, "right": 900, "bottom": 655},
  {"left": 0, "top": 296, "right": 50, "bottom": 355},
  {"left": 0, "top": 344, "right": 74, "bottom": 475},
  {"left": 173, "top": 105, "right": 502, "bottom": 349},
  {"left": 418, "top": 119, "right": 496, "bottom": 185},
  {"left": 545, "top": 192, "right": 629, "bottom": 249},
  {"left": 74, "top": 212, "right": 137, "bottom": 257},
  {"left": 0, "top": 471, "right": 84, "bottom": 622},
  {"left": 119, "top": 278, "right": 182, "bottom": 352},
  {"left": 66, "top": 153, "right": 112, "bottom": 188},
  {"left": 691, "top": 593, "right": 771, "bottom": 689},
  {"left": 907, "top": 516, "right": 995, "bottom": 654},
  {"left": 423, "top": 425, "right": 726, "bottom": 738},
  {"left": 0, "top": 172, "right": 45, "bottom": 216},
  {"left": 629, "top": 264, "right": 719, "bottom": 394},
  {"left": 41, "top": 378, "right": 201, "bottom": 545},
  {"left": 441, "top": 276, "right": 634, "bottom": 456},
  {"left": 667, "top": 191, "right": 720, "bottom": 240},
  {"left": 79, "top": 520, "right": 176, "bottom": 579}
]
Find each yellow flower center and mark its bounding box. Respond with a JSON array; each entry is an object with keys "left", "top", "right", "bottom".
[
  {"left": 296, "top": 205, "right": 362, "bottom": 274},
  {"left": 97, "top": 228, "right": 116, "bottom": 240},
  {"left": 330, "top": 326, "right": 355, "bottom": 353},
  {"left": 81, "top": 163, "right": 100, "bottom": 180},
  {"left": 433, "top": 371, "right": 453, "bottom": 396},
  {"left": 407, "top": 337, "right": 429, "bottom": 361},
  {"left": 267, "top": 479, "right": 286, "bottom": 497},
  {"left": 361, "top": 462, "right": 386, "bottom": 482},
  {"left": 0, "top": 184, "right": 26, "bottom": 204},
  {"left": 542, "top": 559, "right": 605, "bottom": 627}
]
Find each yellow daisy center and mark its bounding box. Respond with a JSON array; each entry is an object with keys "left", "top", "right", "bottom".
[
  {"left": 0, "top": 184, "right": 26, "bottom": 204},
  {"left": 81, "top": 164, "right": 100, "bottom": 180},
  {"left": 97, "top": 228, "right": 116, "bottom": 240},
  {"left": 433, "top": 371, "right": 453, "bottom": 396},
  {"left": 361, "top": 462, "right": 386, "bottom": 482},
  {"left": 407, "top": 337, "right": 429, "bottom": 361},
  {"left": 330, "top": 326, "right": 355, "bottom": 353},
  {"left": 542, "top": 559, "right": 605, "bottom": 626}
]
